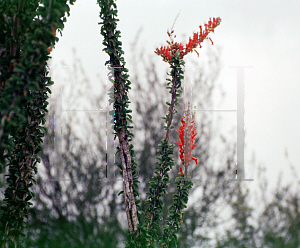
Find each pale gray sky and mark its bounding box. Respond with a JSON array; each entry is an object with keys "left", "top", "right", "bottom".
[{"left": 48, "top": 0, "right": 300, "bottom": 208}]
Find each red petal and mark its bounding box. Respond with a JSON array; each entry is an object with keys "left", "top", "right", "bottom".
[
  {"left": 180, "top": 153, "right": 184, "bottom": 162},
  {"left": 192, "top": 157, "right": 198, "bottom": 164},
  {"left": 179, "top": 43, "right": 183, "bottom": 51}
]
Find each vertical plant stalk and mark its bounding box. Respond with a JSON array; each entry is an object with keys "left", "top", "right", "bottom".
[
  {"left": 0, "top": 0, "right": 28, "bottom": 174},
  {"left": 143, "top": 57, "right": 184, "bottom": 247},
  {"left": 98, "top": 0, "right": 141, "bottom": 237},
  {"left": 160, "top": 103, "right": 197, "bottom": 247},
  {"left": 165, "top": 69, "right": 179, "bottom": 143},
  {"left": 161, "top": 174, "right": 193, "bottom": 247},
  {"left": 0, "top": 1, "right": 72, "bottom": 246},
  {"left": 0, "top": 0, "right": 72, "bottom": 171},
  {"left": 0, "top": 65, "right": 50, "bottom": 247}
]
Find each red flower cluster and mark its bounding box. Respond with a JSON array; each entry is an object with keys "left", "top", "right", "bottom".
[
  {"left": 155, "top": 17, "right": 221, "bottom": 63},
  {"left": 158, "top": 46, "right": 172, "bottom": 61},
  {"left": 176, "top": 102, "right": 198, "bottom": 175}
]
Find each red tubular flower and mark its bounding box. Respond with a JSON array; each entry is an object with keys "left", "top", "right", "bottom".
[
  {"left": 155, "top": 17, "right": 221, "bottom": 63},
  {"left": 208, "top": 19, "right": 212, "bottom": 27},
  {"left": 176, "top": 102, "right": 198, "bottom": 175},
  {"left": 179, "top": 43, "right": 183, "bottom": 51},
  {"left": 193, "top": 32, "right": 198, "bottom": 43}
]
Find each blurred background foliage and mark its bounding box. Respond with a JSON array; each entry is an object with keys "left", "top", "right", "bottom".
[{"left": 1, "top": 31, "right": 299, "bottom": 248}]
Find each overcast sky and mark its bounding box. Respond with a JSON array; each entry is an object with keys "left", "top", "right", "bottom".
[{"left": 48, "top": 0, "right": 300, "bottom": 205}]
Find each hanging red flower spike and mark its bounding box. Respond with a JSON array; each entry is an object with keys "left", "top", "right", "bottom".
[{"left": 176, "top": 102, "right": 198, "bottom": 175}]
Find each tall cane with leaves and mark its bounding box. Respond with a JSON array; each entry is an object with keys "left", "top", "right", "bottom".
[{"left": 0, "top": 1, "right": 74, "bottom": 247}]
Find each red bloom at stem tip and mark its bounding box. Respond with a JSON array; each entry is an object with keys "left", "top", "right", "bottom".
[
  {"left": 176, "top": 102, "right": 198, "bottom": 175},
  {"left": 154, "top": 17, "right": 221, "bottom": 63}
]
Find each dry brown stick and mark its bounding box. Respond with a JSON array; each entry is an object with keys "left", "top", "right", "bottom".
[
  {"left": 113, "top": 65, "right": 139, "bottom": 235},
  {"left": 100, "top": 0, "right": 140, "bottom": 236}
]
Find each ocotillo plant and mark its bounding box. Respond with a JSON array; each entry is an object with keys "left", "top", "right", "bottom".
[
  {"left": 98, "top": 0, "right": 221, "bottom": 247},
  {"left": 0, "top": 0, "right": 75, "bottom": 246}
]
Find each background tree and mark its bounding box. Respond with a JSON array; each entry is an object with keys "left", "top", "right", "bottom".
[
  {"left": 215, "top": 182, "right": 257, "bottom": 248},
  {"left": 257, "top": 166, "right": 300, "bottom": 248},
  {"left": 215, "top": 152, "right": 300, "bottom": 248}
]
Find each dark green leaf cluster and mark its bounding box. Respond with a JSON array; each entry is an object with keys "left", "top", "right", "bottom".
[
  {"left": 0, "top": 0, "right": 72, "bottom": 246},
  {"left": 161, "top": 175, "right": 193, "bottom": 247},
  {"left": 0, "top": 0, "right": 71, "bottom": 172},
  {"left": 142, "top": 140, "right": 176, "bottom": 245}
]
